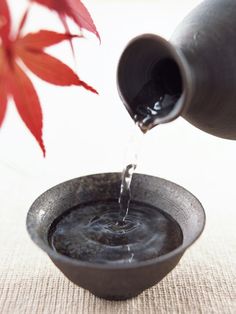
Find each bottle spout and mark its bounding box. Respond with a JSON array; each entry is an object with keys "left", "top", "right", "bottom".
[{"left": 117, "top": 34, "right": 193, "bottom": 130}]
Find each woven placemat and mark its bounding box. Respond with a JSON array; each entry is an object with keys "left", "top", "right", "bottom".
[{"left": 0, "top": 198, "right": 235, "bottom": 314}]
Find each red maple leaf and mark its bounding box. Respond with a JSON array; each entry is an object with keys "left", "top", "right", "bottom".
[
  {"left": 31, "top": 0, "right": 100, "bottom": 41},
  {"left": 0, "top": 0, "right": 98, "bottom": 156}
]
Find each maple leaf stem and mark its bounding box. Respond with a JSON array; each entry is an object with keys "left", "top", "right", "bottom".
[
  {"left": 16, "top": 4, "right": 31, "bottom": 40},
  {"left": 59, "top": 13, "right": 78, "bottom": 68}
]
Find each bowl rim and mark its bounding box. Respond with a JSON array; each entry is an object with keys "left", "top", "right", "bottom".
[{"left": 26, "top": 172, "right": 206, "bottom": 270}]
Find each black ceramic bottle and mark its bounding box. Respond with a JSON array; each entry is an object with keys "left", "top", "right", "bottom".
[{"left": 117, "top": 0, "right": 236, "bottom": 139}]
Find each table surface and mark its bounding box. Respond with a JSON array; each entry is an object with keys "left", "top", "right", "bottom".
[{"left": 0, "top": 0, "right": 235, "bottom": 313}]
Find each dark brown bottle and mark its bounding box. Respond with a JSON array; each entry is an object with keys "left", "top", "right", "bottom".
[{"left": 117, "top": 0, "right": 236, "bottom": 139}]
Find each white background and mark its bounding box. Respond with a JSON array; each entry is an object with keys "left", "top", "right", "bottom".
[{"left": 0, "top": 0, "right": 235, "bottom": 237}]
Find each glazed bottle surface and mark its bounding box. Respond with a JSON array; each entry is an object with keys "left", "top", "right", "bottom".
[{"left": 117, "top": 0, "right": 236, "bottom": 140}]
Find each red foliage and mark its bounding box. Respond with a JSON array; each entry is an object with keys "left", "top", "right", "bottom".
[
  {"left": 0, "top": 0, "right": 11, "bottom": 42},
  {"left": 32, "top": 0, "right": 100, "bottom": 41},
  {"left": 0, "top": 0, "right": 98, "bottom": 156}
]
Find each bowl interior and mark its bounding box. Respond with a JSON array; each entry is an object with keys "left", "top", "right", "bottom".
[{"left": 27, "top": 173, "right": 205, "bottom": 267}]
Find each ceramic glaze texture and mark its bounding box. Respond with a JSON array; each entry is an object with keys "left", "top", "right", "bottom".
[{"left": 27, "top": 173, "right": 205, "bottom": 300}]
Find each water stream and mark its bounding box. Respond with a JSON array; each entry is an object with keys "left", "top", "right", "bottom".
[{"left": 50, "top": 58, "right": 183, "bottom": 264}]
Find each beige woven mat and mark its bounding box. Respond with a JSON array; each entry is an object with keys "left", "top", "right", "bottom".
[{"left": 0, "top": 196, "right": 235, "bottom": 314}]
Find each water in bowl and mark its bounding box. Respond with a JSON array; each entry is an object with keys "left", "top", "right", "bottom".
[{"left": 49, "top": 200, "right": 183, "bottom": 264}]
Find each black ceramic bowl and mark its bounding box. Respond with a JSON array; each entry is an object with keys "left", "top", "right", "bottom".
[{"left": 27, "top": 173, "right": 205, "bottom": 300}]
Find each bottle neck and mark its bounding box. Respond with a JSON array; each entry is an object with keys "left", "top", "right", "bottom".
[{"left": 117, "top": 34, "right": 193, "bottom": 129}]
